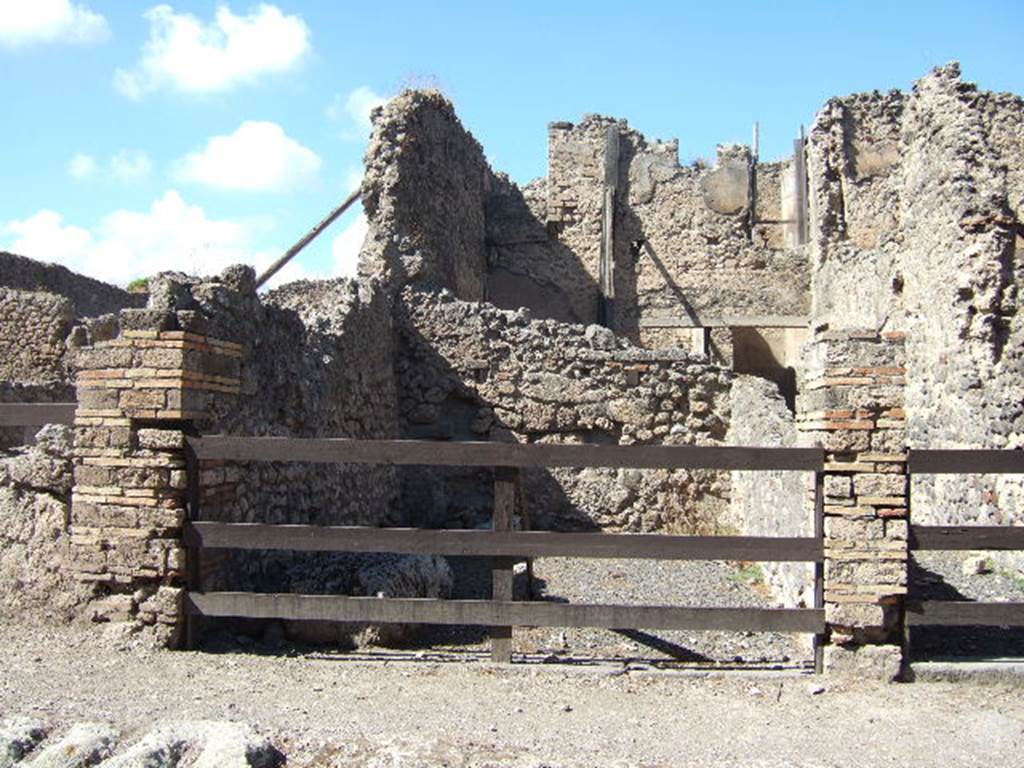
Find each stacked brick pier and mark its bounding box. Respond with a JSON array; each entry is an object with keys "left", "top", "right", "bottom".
[
  {"left": 797, "top": 329, "right": 909, "bottom": 678},
  {"left": 69, "top": 308, "right": 241, "bottom": 645}
]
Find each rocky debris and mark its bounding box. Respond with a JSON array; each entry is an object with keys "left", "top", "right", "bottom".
[
  {"left": 283, "top": 552, "right": 453, "bottom": 647},
  {"left": 21, "top": 723, "right": 117, "bottom": 767},
  {"left": 0, "top": 424, "right": 79, "bottom": 620},
  {"left": 0, "top": 718, "right": 48, "bottom": 768},
  {"left": 0, "top": 721, "right": 279, "bottom": 768},
  {"left": 103, "top": 722, "right": 279, "bottom": 768}
]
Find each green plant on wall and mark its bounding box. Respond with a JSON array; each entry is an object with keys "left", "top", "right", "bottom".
[{"left": 126, "top": 277, "right": 149, "bottom": 293}]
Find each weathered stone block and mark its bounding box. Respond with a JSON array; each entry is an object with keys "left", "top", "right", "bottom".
[
  {"left": 824, "top": 644, "right": 902, "bottom": 681},
  {"left": 825, "top": 475, "right": 853, "bottom": 499},
  {"left": 137, "top": 428, "right": 184, "bottom": 451},
  {"left": 853, "top": 472, "right": 907, "bottom": 498},
  {"left": 119, "top": 388, "right": 166, "bottom": 411}
]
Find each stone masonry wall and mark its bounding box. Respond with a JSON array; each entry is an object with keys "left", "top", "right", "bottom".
[
  {"left": 796, "top": 330, "right": 908, "bottom": 678},
  {"left": 727, "top": 376, "right": 813, "bottom": 608},
  {"left": 360, "top": 91, "right": 494, "bottom": 302},
  {"left": 134, "top": 269, "right": 402, "bottom": 593},
  {"left": 485, "top": 118, "right": 810, "bottom": 340},
  {"left": 899, "top": 65, "right": 1024, "bottom": 538},
  {"left": 395, "top": 286, "right": 732, "bottom": 532},
  {"left": 0, "top": 424, "right": 78, "bottom": 619},
  {"left": 69, "top": 312, "right": 244, "bottom": 645},
  {"left": 1, "top": 251, "right": 144, "bottom": 448}
]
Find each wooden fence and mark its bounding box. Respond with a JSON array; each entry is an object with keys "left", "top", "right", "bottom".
[
  {"left": 905, "top": 449, "right": 1024, "bottom": 638},
  {"left": 183, "top": 435, "right": 827, "bottom": 669}
]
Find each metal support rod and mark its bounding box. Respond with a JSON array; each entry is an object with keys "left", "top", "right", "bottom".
[{"left": 254, "top": 187, "right": 362, "bottom": 289}]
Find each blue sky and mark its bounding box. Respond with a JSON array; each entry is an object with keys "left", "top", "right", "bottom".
[{"left": 1, "top": 1, "right": 1021, "bottom": 288}]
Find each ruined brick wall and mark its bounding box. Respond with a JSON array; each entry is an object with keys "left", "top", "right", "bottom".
[
  {"left": 806, "top": 65, "right": 1024, "bottom": 536},
  {"left": 806, "top": 91, "right": 906, "bottom": 331},
  {"left": 0, "top": 252, "right": 144, "bottom": 447},
  {"left": 797, "top": 330, "right": 908, "bottom": 679},
  {"left": 899, "top": 66, "right": 1024, "bottom": 553},
  {"left": 395, "top": 286, "right": 731, "bottom": 532},
  {"left": 360, "top": 91, "right": 494, "bottom": 301},
  {"left": 484, "top": 118, "right": 810, "bottom": 342}
]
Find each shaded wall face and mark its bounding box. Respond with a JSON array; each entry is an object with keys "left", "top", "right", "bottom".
[
  {"left": 141, "top": 270, "right": 403, "bottom": 591},
  {"left": 393, "top": 286, "right": 733, "bottom": 533}
]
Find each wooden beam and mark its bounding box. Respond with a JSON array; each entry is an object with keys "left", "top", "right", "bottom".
[
  {"left": 909, "top": 525, "right": 1024, "bottom": 551},
  {"left": 905, "top": 601, "right": 1024, "bottom": 627},
  {"left": 186, "top": 436, "right": 824, "bottom": 472},
  {"left": 638, "top": 315, "right": 809, "bottom": 329},
  {"left": 0, "top": 403, "right": 76, "bottom": 426},
  {"left": 186, "top": 523, "right": 824, "bottom": 563},
  {"left": 491, "top": 467, "right": 516, "bottom": 662},
  {"left": 255, "top": 188, "right": 361, "bottom": 289},
  {"left": 908, "top": 449, "right": 1024, "bottom": 475},
  {"left": 188, "top": 592, "right": 826, "bottom": 633}
]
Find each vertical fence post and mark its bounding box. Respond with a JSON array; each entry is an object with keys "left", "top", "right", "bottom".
[
  {"left": 812, "top": 468, "right": 825, "bottom": 674},
  {"left": 491, "top": 466, "right": 517, "bottom": 663},
  {"left": 184, "top": 430, "right": 203, "bottom": 650}
]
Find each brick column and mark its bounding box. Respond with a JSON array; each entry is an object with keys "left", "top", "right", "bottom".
[
  {"left": 69, "top": 309, "right": 241, "bottom": 645},
  {"left": 797, "top": 330, "right": 908, "bottom": 679}
]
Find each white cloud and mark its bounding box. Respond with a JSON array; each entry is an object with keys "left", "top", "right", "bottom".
[
  {"left": 1, "top": 190, "right": 277, "bottom": 285},
  {"left": 174, "top": 121, "right": 321, "bottom": 192},
  {"left": 0, "top": 0, "right": 109, "bottom": 48},
  {"left": 67, "top": 152, "right": 98, "bottom": 180},
  {"left": 344, "top": 167, "right": 363, "bottom": 194},
  {"left": 115, "top": 3, "right": 310, "bottom": 98},
  {"left": 331, "top": 212, "right": 368, "bottom": 277},
  {"left": 110, "top": 149, "right": 152, "bottom": 182},
  {"left": 327, "top": 85, "right": 386, "bottom": 139}
]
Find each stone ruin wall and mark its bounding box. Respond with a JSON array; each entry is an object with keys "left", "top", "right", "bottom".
[
  {"left": 807, "top": 65, "right": 1024, "bottom": 547},
  {"left": 0, "top": 252, "right": 145, "bottom": 447},
  {"left": 0, "top": 65, "right": 1022, "bottom": 672},
  {"left": 360, "top": 91, "right": 736, "bottom": 536},
  {"left": 396, "top": 286, "right": 731, "bottom": 533}
]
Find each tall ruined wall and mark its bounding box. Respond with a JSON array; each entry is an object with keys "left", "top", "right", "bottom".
[
  {"left": 394, "top": 286, "right": 732, "bottom": 532},
  {"left": 806, "top": 91, "right": 906, "bottom": 331},
  {"left": 806, "top": 65, "right": 1024, "bottom": 530},
  {"left": 360, "top": 91, "right": 494, "bottom": 301},
  {"left": 484, "top": 117, "right": 811, "bottom": 343},
  {"left": 899, "top": 65, "right": 1024, "bottom": 528}
]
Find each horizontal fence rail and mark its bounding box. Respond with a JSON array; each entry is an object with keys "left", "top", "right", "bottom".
[
  {"left": 0, "top": 403, "right": 76, "bottom": 426},
  {"left": 910, "top": 525, "right": 1024, "bottom": 551},
  {"left": 188, "top": 593, "right": 826, "bottom": 634},
  {"left": 183, "top": 436, "right": 828, "bottom": 668},
  {"left": 187, "top": 436, "right": 824, "bottom": 471},
  {"left": 905, "top": 601, "right": 1024, "bottom": 627},
  {"left": 186, "top": 522, "right": 824, "bottom": 562},
  {"left": 908, "top": 449, "right": 1024, "bottom": 474}
]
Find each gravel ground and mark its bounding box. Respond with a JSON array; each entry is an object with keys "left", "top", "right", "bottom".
[
  {"left": 412, "top": 556, "right": 806, "bottom": 669},
  {"left": 910, "top": 551, "right": 1024, "bottom": 660},
  {"left": 1, "top": 622, "right": 1022, "bottom": 767}
]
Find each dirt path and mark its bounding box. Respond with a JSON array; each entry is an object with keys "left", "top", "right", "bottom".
[{"left": 0, "top": 623, "right": 1021, "bottom": 767}]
